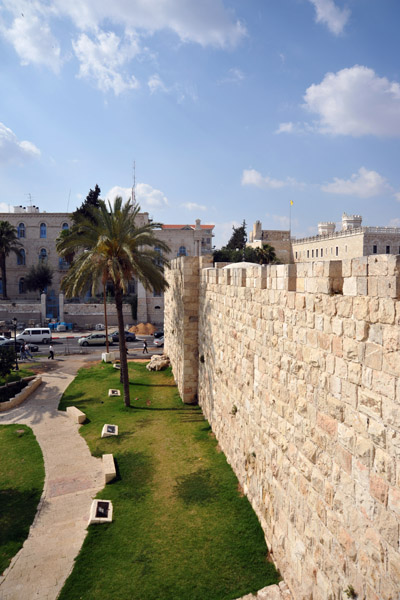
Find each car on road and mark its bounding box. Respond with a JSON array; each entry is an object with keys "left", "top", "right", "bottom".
[
  {"left": 154, "top": 336, "right": 164, "bottom": 347},
  {"left": 0, "top": 339, "right": 39, "bottom": 352},
  {"left": 110, "top": 330, "right": 136, "bottom": 343},
  {"left": 154, "top": 331, "right": 164, "bottom": 338},
  {"left": 78, "top": 333, "right": 114, "bottom": 346}
]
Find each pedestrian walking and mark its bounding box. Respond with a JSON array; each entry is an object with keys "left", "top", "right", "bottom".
[
  {"left": 20, "top": 344, "right": 27, "bottom": 361},
  {"left": 48, "top": 345, "right": 55, "bottom": 360},
  {"left": 24, "top": 342, "right": 33, "bottom": 360},
  {"left": 142, "top": 340, "right": 148, "bottom": 354}
]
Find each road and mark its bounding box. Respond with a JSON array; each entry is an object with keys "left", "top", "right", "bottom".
[{"left": 38, "top": 333, "right": 164, "bottom": 358}]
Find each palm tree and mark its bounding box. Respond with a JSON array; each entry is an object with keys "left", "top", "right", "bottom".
[
  {"left": 255, "top": 244, "right": 277, "bottom": 265},
  {"left": 0, "top": 221, "right": 22, "bottom": 300},
  {"left": 56, "top": 197, "right": 170, "bottom": 406}
]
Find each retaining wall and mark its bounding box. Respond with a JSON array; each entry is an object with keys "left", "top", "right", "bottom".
[{"left": 164, "top": 255, "right": 400, "bottom": 600}]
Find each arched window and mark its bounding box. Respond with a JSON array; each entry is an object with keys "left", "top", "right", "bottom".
[
  {"left": 17, "top": 249, "right": 26, "bottom": 265},
  {"left": 178, "top": 246, "right": 187, "bottom": 257},
  {"left": 40, "top": 223, "right": 47, "bottom": 238},
  {"left": 62, "top": 222, "right": 69, "bottom": 230},
  {"left": 18, "top": 223, "right": 25, "bottom": 238},
  {"left": 39, "top": 248, "right": 47, "bottom": 263},
  {"left": 19, "top": 278, "right": 25, "bottom": 294}
]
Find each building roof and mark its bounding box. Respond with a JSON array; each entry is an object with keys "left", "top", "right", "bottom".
[{"left": 161, "top": 224, "right": 214, "bottom": 230}]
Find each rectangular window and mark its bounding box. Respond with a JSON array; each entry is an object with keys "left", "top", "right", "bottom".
[
  {"left": 386, "top": 245, "right": 390, "bottom": 254},
  {"left": 307, "top": 250, "right": 309, "bottom": 258},
  {"left": 321, "top": 248, "right": 323, "bottom": 257},
  {"left": 312, "top": 249, "right": 314, "bottom": 258},
  {"left": 335, "top": 247, "right": 339, "bottom": 256},
  {"left": 373, "top": 245, "right": 378, "bottom": 254},
  {"left": 295, "top": 251, "right": 297, "bottom": 259},
  {"left": 316, "top": 249, "right": 318, "bottom": 258}
]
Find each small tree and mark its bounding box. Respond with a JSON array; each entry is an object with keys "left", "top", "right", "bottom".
[
  {"left": 72, "top": 184, "right": 101, "bottom": 224},
  {"left": 226, "top": 220, "right": 247, "bottom": 250},
  {"left": 24, "top": 264, "right": 53, "bottom": 294},
  {"left": 255, "top": 244, "right": 277, "bottom": 265},
  {"left": 0, "top": 221, "right": 22, "bottom": 299},
  {"left": 0, "top": 347, "right": 16, "bottom": 378}
]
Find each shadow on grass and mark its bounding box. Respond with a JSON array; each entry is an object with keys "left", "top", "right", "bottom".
[
  {"left": 128, "top": 405, "right": 199, "bottom": 412},
  {"left": 174, "top": 469, "right": 219, "bottom": 505},
  {"left": 0, "top": 487, "right": 42, "bottom": 575},
  {"left": 129, "top": 382, "right": 176, "bottom": 388},
  {"left": 112, "top": 451, "right": 154, "bottom": 502}
]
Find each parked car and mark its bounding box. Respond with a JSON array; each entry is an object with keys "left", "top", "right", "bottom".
[
  {"left": 78, "top": 333, "right": 114, "bottom": 346},
  {"left": 154, "top": 336, "right": 164, "bottom": 347},
  {"left": 110, "top": 330, "right": 136, "bottom": 343},
  {"left": 0, "top": 339, "right": 39, "bottom": 352},
  {"left": 16, "top": 327, "right": 52, "bottom": 344},
  {"left": 154, "top": 331, "right": 164, "bottom": 338}
]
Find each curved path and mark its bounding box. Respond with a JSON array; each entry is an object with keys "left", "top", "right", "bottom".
[{"left": 0, "top": 357, "right": 104, "bottom": 600}]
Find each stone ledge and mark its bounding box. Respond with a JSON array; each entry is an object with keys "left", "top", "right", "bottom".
[
  {"left": 102, "top": 453, "right": 116, "bottom": 483},
  {"left": 0, "top": 376, "right": 42, "bottom": 412},
  {"left": 66, "top": 405, "right": 86, "bottom": 424}
]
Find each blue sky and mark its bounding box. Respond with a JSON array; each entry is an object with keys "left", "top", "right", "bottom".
[{"left": 1, "top": 0, "right": 400, "bottom": 247}]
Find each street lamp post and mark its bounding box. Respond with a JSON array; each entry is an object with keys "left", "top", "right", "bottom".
[{"left": 12, "top": 317, "right": 18, "bottom": 371}]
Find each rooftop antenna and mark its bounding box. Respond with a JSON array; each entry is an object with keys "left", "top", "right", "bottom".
[
  {"left": 132, "top": 160, "right": 136, "bottom": 206},
  {"left": 26, "top": 193, "right": 33, "bottom": 206}
]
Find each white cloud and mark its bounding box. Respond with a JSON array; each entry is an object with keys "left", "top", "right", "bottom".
[
  {"left": 72, "top": 30, "right": 140, "bottom": 94},
  {"left": 394, "top": 192, "right": 400, "bottom": 203},
  {"left": 307, "top": 0, "right": 350, "bottom": 35},
  {"left": 181, "top": 202, "right": 207, "bottom": 211},
  {"left": 275, "top": 122, "right": 294, "bottom": 134},
  {"left": 241, "top": 169, "right": 302, "bottom": 190},
  {"left": 304, "top": 66, "right": 400, "bottom": 137},
  {"left": 148, "top": 74, "right": 168, "bottom": 94},
  {"left": 0, "top": 0, "right": 245, "bottom": 90},
  {"left": 0, "top": 202, "right": 10, "bottom": 212},
  {"left": 388, "top": 218, "right": 400, "bottom": 226},
  {"left": 54, "top": 0, "right": 246, "bottom": 48},
  {"left": 213, "top": 220, "right": 240, "bottom": 248},
  {"left": 105, "top": 183, "right": 169, "bottom": 210},
  {"left": 265, "top": 213, "right": 291, "bottom": 229},
  {"left": 1, "top": 8, "right": 62, "bottom": 72},
  {"left": 219, "top": 67, "right": 245, "bottom": 84},
  {"left": 0, "top": 122, "right": 41, "bottom": 163},
  {"left": 321, "top": 167, "right": 393, "bottom": 198}
]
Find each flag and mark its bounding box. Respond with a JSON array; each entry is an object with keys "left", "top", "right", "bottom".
[{"left": 290, "top": 200, "right": 293, "bottom": 206}]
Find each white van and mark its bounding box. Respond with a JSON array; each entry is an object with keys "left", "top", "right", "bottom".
[{"left": 17, "top": 328, "right": 52, "bottom": 344}]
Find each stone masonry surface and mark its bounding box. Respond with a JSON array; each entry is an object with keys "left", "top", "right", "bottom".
[{"left": 164, "top": 255, "right": 400, "bottom": 600}]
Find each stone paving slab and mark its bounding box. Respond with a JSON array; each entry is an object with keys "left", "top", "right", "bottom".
[
  {"left": 0, "top": 358, "right": 104, "bottom": 600},
  {"left": 236, "top": 581, "right": 292, "bottom": 600}
]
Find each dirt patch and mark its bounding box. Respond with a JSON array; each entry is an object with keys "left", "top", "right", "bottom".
[{"left": 129, "top": 323, "right": 157, "bottom": 335}]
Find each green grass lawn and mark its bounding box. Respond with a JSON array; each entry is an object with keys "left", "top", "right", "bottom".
[
  {"left": 0, "top": 424, "right": 45, "bottom": 575},
  {"left": 58, "top": 362, "right": 280, "bottom": 600}
]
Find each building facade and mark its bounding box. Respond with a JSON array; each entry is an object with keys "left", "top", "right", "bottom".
[
  {"left": 247, "top": 220, "right": 292, "bottom": 263},
  {"left": 292, "top": 213, "right": 400, "bottom": 262},
  {"left": 0, "top": 206, "right": 214, "bottom": 325}
]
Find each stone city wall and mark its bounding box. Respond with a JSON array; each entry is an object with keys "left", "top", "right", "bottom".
[{"left": 164, "top": 255, "right": 400, "bottom": 600}]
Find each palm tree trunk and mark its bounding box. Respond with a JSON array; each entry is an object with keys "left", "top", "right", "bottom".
[
  {"left": 115, "top": 286, "right": 130, "bottom": 407},
  {"left": 0, "top": 255, "right": 7, "bottom": 299},
  {"left": 103, "top": 282, "right": 109, "bottom": 353}
]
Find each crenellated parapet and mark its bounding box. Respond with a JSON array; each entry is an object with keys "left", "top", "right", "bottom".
[{"left": 165, "top": 255, "right": 400, "bottom": 599}]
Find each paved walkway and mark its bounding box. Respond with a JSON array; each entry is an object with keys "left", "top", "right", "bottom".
[
  {"left": 0, "top": 357, "right": 104, "bottom": 600},
  {"left": 0, "top": 356, "right": 292, "bottom": 600}
]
